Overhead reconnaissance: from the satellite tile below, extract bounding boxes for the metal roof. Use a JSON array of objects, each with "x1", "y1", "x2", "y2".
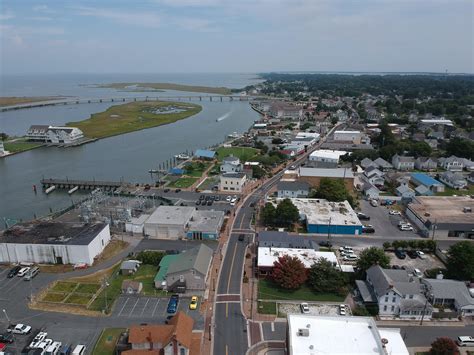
[{"x1": 166, "y1": 244, "x2": 213, "y2": 276}]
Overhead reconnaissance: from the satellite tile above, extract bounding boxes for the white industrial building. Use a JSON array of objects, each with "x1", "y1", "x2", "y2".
[
  {"x1": 0, "y1": 222, "x2": 111, "y2": 265},
  {"x1": 287, "y1": 315, "x2": 409, "y2": 355},
  {"x1": 308, "y1": 149, "x2": 348, "y2": 165},
  {"x1": 333, "y1": 130, "x2": 363, "y2": 144},
  {"x1": 26, "y1": 125, "x2": 84, "y2": 144},
  {"x1": 144, "y1": 206, "x2": 195, "y2": 239}
]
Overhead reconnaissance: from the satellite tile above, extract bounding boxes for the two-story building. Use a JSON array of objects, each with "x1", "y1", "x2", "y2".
[
  {"x1": 356, "y1": 265, "x2": 432, "y2": 320},
  {"x1": 414, "y1": 157, "x2": 438, "y2": 171},
  {"x1": 392, "y1": 154, "x2": 415, "y2": 171},
  {"x1": 439, "y1": 171, "x2": 467, "y2": 189},
  {"x1": 219, "y1": 172, "x2": 247, "y2": 193},
  {"x1": 220, "y1": 155, "x2": 242, "y2": 173},
  {"x1": 439, "y1": 156, "x2": 464, "y2": 172}
]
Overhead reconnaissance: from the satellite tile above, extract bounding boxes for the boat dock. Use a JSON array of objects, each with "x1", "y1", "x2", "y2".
[{"x1": 40, "y1": 178, "x2": 125, "y2": 191}]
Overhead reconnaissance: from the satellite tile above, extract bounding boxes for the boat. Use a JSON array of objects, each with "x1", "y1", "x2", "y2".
[
  {"x1": 148, "y1": 169, "x2": 158, "y2": 174},
  {"x1": 174, "y1": 153, "x2": 190, "y2": 160},
  {"x1": 227, "y1": 132, "x2": 241, "y2": 139}
]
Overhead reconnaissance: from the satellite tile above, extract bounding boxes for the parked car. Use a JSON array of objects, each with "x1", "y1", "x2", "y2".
[
  {"x1": 226, "y1": 196, "x2": 232, "y2": 202},
  {"x1": 357, "y1": 212, "x2": 370, "y2": 220},
  {"x1": 214, "y1": 196, "x2": 220, "y2": 201},
  {"x1": 339, "y1": 304, "x2": 347, "y2": 316},
  {"x1": 207, "y1": 200, "x2": 213, "y2": 206},
  {"x1": 24, "y1": 267, "x2": 40, "y2": 281},
  {"x1": 17, "y1": 267, "x2": 30, "y2": 277},
  {"x1": 167, "y1": 294, "x2": 179, "y2": 314},
  {"x1": 391, "y1": 265, "x2": 401, "y2": 270},
  {"x1": 59, "y1": 344, "x2": 72, "y2": 355},
  {"x1": 163, "y1": 188, "x2": 170, "y2": 193},
  {"x1": 339, "y1": 246, "x2": 353, "y2": 252},
  {"x1": 300, "y1": 303, "x2": 310, "y2": 314},
  {"x1": 399, "y1": 224, "x2": 413, "y2": 231},
  {"x1": 457, "y1": 336, "x2": 474, "y2": 347},
  {"x1": 189, "y1": 296, "x2": 198, "y2": 310},
  {"x1": 416, "y1": 251, "x2": 427, "y2": 259},
  {"x1": 7, "y1": 324, "x2": 31, "y2": 335},
  {"x1": 199, "y1": 195, "x2": 205, "y2": 200},
  {"x1": 343, "y1": 254, "x2": 358, "y2": 261},
  {"x1": 45, "y1": 341, "x2": 62, "y2": 355},
  {"x1": 318, "y1": 241, "x2": 332, "y2": 248},
  {"x1": 395, "y1": 249, "x2": 406, "y2": 259},
  {"x1": 7, "y1": 265, "x2": 21, "y2": 278},
  {"x1": 413, "y1": 268, "x2": 423, "y2": 277},
  {"x1": 389, "y1": 210, "x2": 401, "y2": 215},
  {"x1": 196, "y1": 200, "x2": 201, "y2": 205},
  {"x1": 0, "y1": 333, "x2": 14, "y2": 344},
  {"x1": 362, "y1": 225, "x2": 375, "y2": 234},
  {"x1": 30, "y1": 332, "x2": 48, "y2": 348},
  {"x1": 175, "y1": 189, "x2": 181, "y2": 193},
  {"x1": 370, "y1": 199, "x2": 378, "y2": 207},
  {"x1": 71, "y1": 345, "x2": 86, "y2": 355},
  {"x1": 406, "y1": 250, "x2": 418, "y2": 259},
  {"x1": 238, "y1": 234, "x2": 245, "y2": 242}
]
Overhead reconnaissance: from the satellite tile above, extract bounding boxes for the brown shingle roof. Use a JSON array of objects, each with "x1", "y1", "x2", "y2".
[
  {"x1": 128, "y1": 311, "x2": 194, "y2": 349},
  {"x1": 122, "y1": 350, "x2": 160, "y2": 355}
]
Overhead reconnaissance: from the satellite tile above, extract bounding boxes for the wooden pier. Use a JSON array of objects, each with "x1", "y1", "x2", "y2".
[{"x1": 40, "y1": 178, "x2": 125, "y2": 191}]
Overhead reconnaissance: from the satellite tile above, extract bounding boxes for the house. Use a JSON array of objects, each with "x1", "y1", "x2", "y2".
[
  {"x1": 364, "y1": 166, "x2": 385, "y2": 186},
  {"x1": 462, "y1": 158, "x2": 474, "y2": 172},
  {"x1": 220, "y1": 155, "x2": 242, "y2": 173},
  {"x1": 121, "y1": 280, "x2": 143, "y2": 295},
  {"x1": 356, "y1": 265, "x2": 432, "y2": 320},
  {"x1": 396, "y1": 184, "x2": 416, "y2": 201},
  {"x1": 276, "y1": 181, "x2": 310, "y2": 198},
  {"x1": 468, "y1": 171, "x2": 474, "y2": 184},
  {"x1": 257, "y1": 231, "x2": 316, "y2": 249},
  {"x1": 392, "y1": 154, "x2": 415, "y2": 171},
  {"x1": 194, "y1": 149, "x2": 215, "y2": 160},
  {"x1": 219, "y1": 172, "x2": 247, "y2": 193},
  {"x1": 439, "y1": 156, "x2": 464, "y2": 172},
  {"x1": 440, "y1": 171, "x2": 467, "y2": 189},
  {"x1": 360, "y1": 158, "x2": 376, "y2": 169},
  {"x1": 297, "y1": 167, "x2": 354, "y2": 192},
  {"x1": 287, "y1": 315, "x2": 409, "y2": 355},
  {"x1": 414, "y1": 157, "x2": 438, "y2": 171},
  {"x1": 0, "y1": 222, "x2": 110, "y2": 265},
  {"x1": 410, "y1": 173, "x2": 445, "y2": 193},
  {"x1": 424, "y1": 139, "x2": 438, "y2": 149},
  {"x1": 164, "y1": 244, "x2": 213, "y2": 292},
  {"x1": 26, "y1": 125, "x2": 84, "y2": 144},
  {"x1": 362, "y1": 182, "x2": 380, "y2": 200},
  {"x1": 422, "y1": 277, "x2": 474, "y2": 318},
  {"x1": 373, "y1": 157, "x2": 393, "y2": 171},
  {"x1": 124, "y1": 312, "x2": 194, "y2": 355},
  {"x1": 120, "y1": 260, "x2": 141, "y2": 275}
]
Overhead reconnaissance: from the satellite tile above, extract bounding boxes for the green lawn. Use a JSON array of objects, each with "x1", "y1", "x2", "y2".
[
  {"x1": 167, "y1": 177, "x2": 199, "y2": 188},
  {"x1": 93, "y1": 328, "x2": 126, "y2": 355},
  {"x1": 258, "y1": 301, "x2": 277, "y2": 315},
  {"x1": 436, "y1": 185, "x2": 474, "y2": 196},
  {"x1": 65, "y1": 293, "x2": 92, "y2": 305},
  {"x1": 4, "y1": 140, "x2": 43, "y2": 153},
  {"x1": 258, "y1": 279, "x2": 345, "y2": 302},
  {"x1": 216, "y1": 146, "x2": 260, "y2": 162},
  {"x1": 43, "y1": 292, "x2": 67, "y2": 303},
  {"x1": 67, "y1": 101, "x2": 202, "y2": 139},
  {"x1": 184, "y1": 161, "x2": 212, "y2": 177},
  {"x1": 76, "y1": 283, "x2": 101, "y2": 294},
  {"x1": 52, "y1": 281, "x2": 78, "y2": 293}
]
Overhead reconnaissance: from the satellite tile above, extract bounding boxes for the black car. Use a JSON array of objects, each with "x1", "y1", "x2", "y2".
[
  {"x1": 207, "y1": 200, "x2": 213, "y2": 206},
  {"x1": 175, "y1": 189, "x2": 181, "y2": 193},
  {"x1": 395, "y1": 249, "x2": 407, "y2": 259},
  {"x1": 238, "y1": 234, "x2": 245, "y2": 242},
  {"x1": 214, "y1": 196, "x2": 220, "y2": 201},
  {"x1": 195, "y1": 200, "x2": 201, "y2": 205},
  {"x1": 205, "y1": 195, "x2": 211, "y2": 201},
  {"x1": 0, "y1": 332, "x2": 14, "y2": 343},
  {"x1": 362, "y1": 226, "x2": 375, "y2": 234},
  {"x1": 164, "y1": 188, "x2": 170, "y2": 193},
  {"x1": 391, "y1": 265, "x2": 401, "y2": 270},
  {"x1": 318, "y1": 241, "x2": 333, "y2": 248},
  {"x1": 406, "y1": 250, "x2": 418, "y2": 259},
  {"x1": 7, "y1": 265, "x2": 21, "y2": 278},
  {"x1": 199, "y1": 195, "x2": 205, "y2": 200},
  {"x1": 357, "y1": 212, "x2": 370, "y2": 221}
]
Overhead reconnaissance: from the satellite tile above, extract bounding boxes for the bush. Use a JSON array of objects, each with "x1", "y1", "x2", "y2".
[
  {"x1": 383, "y1": 242, "x2": 391, "y2": 250},
  {"x1": 352, "y1": 306, "x2": 371, "y2": 316},
  {"x1": 135, "y1": 251, "x2": 165, "y2": 266}
]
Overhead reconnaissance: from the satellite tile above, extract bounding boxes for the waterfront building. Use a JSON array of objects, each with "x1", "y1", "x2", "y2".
[{"x1": 26, "y1": 125, "x2": 84, "y2": 144}]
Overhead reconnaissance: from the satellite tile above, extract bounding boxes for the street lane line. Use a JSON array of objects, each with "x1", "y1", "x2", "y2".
[
  {"x1": 226, "y1": 345, "x2": 228, "y2": 355},
  {"x1": 140, "y1": 298, "x2": 150, "y2": 316},
  {"x1": 118, "y1": 297, "x2": 130, "y2": 316},
  {"x1": 226, "y1": 303, "x2": 228, "y2": 318},
  {"x1": 226, "y1": 243, "x2": 238, "y2": 294},
  {"x1": 271, "y1": 322, "x2": 274, "y2": 332},
  {"x1": 151, "y1": 298, "x2": 160, "y2": 317},
  {"x1": 129, "y1": 297, "x2": 140, "y2": 316}
]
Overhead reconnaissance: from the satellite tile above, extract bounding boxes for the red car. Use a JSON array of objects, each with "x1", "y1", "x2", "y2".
[{"x1": 0, "y1": 343, "x2": 7, "y2": 351}]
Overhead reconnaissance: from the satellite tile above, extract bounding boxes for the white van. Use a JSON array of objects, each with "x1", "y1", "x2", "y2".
[
  {"x1": 24, "y1": 267, "x2": 40, "y2": 281},
  {"x1": 457, "y1": 336, "x2": 474, "y2": 346},
  {"x1": 72, "y1": 345, "x2": 86, "y2": 355},
  {"x1": 17, "y1": 267, "x2": 30, "y2": 277}
]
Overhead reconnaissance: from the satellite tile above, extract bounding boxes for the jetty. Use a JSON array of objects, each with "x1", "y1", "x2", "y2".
[{"x1": 40, "y1": 178, "x2": 125, "y2": 191}]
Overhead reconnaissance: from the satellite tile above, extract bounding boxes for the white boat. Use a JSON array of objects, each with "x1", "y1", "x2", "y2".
[
  {"x1": 174, "y1": 154, "x2": 190, "y2": 160},
  {"x1": 227, "y1": 132, "x2": 241, "y2": 138}
]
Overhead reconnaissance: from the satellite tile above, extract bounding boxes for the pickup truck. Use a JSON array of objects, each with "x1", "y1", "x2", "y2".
[{"x1": 6, "y1": 324, "x2": 32, "y2": 335}]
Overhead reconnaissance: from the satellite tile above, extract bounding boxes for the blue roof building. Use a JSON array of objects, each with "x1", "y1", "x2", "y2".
[
  {"x1": 169, "y1": 167, "x2": 184, "y2": 175},
  {"x1": 411, "y1": 173, "x2": 445, "y2": 193},
  {"x1": 194, "y1": 149, "x2": 216, "y2": 160}
]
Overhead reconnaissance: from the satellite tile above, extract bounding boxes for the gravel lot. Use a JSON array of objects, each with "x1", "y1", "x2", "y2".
[
  {"x1": 388, "y1": 252, "x2": 445, "y2": 273},
  {"x1": 278, "y1": 302, "x2": 350, "y2": 317}
]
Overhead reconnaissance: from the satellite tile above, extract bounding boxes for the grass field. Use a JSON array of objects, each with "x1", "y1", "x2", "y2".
[
  {"x1": 43, "y1": 292, "x2": 67, "y2": 303},
  {"x1": 258, "y1": 279, "x2": 345, "y2": 302},
  {"x1": 97, "y1": 83, "x2": 231, "y2": 95},
  {"x1": 93, "y1": 328, "x2": 126, "y2": 355},
  {"x1": 184, "y1": 161, "x2": 212, "y2": 177},
  {"x1": 4, "y1": 140, "x2": 43, "y2": 153},
  {"x1": 75, "y1": 283, "x2": 101, "y2": 294},
  {"x1": 167, "y1": 177, "x2": 199, "y2": 188},
  {"x1": 258, "y1": 301, "x2": 277, "y2": 315},
  {"x1": 52, "y1": 281, "x2": 78, "y2": 293},
  {"x1": 65, "y1": 293, "x2": 92, "y2": 305},
  {"x1": 67, "y1": 101, "x2": 201, "y2": 139},
  {"x1": 0, "y1": 96, "x2": 65, "y2": 107},
  {"x1": 216, "y1": 146, "x2": 260, "y2": 162}
]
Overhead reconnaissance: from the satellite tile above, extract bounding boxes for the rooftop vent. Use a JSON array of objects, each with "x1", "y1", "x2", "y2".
[{"x1": 298, "y1": 328, "x2": 310, "y2": 337}]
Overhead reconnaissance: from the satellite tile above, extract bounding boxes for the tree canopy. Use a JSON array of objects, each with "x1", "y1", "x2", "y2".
[
  {"x1": 429, "y1": 337, "x2": 459, "y2": 355},
  {"x1": 446, "y1": 241, "x2": 474, "y2": 280},
  {"x1": 446, "y1": 138, "x2": 474, "y2": 160},
  {"x1": 356, "y1": 247, "x2": 390, "y2": 272},
  {"x1": 312, "y1": 178, "x2": 354, "y2": 206},
  {"x1": 271, "y1": 255, "x2": 307, "y2": 290},
  {"x1": 308, "y1": 259, "x2": 348, "y2": 296}
]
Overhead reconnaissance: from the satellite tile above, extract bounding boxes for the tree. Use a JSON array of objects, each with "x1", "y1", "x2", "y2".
[
  {"x1": 261, "y1": 203, "x2": 276, "y2": 226},
  {"x1": 251, "y1": 165, "x2": 266, "y2": 179},
  {"x1": 275, "y1": 198, "x2": 300, "y2": 228},
  {"x1": 135, "y1": 251, "x2": 165, "y2": 266},
  {"x1": 0, "y1": 132, "x2": 8, "y2": 141},
  {"x1": 308, "y1": 259, "x2": 348, "y2": 296},
  {"x1": 446, "y1": 138, "x2": 474, "y2": 160},
  {"x1": 429, "y1": 337, "x2": 459, "y2": 355},
  {"x1": 331, "y1": 117, "x2": 338, "y2": 125},
  {"x1": 446, "y1": 241, "x2": 474, "y2": 280},
  {"x1": 271, "y1": 255, "x2": 307, "y2": 290},
  {"x1": 314, "y1": 178, "x2": 350, "y2": 202},
  {"x1": 271, "y1": 137, "x2": 284, "y2": 145},
  {"x1": 300, "y1": 122, "x2": 312, "y2": 131},
  {"x1": 356, "y1": 247, "x2": 390, "y2": 272}
]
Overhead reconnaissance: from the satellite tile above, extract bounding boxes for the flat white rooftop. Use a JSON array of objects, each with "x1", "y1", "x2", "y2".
[
  {"x1": 145, "y1": 206, "x2": 195, "y2": 226},
  {"x1": 258, "y1": 247, "x2": 337, "y2": 268},
  {"x1": 287, "y1": 315, "x2": 409, "y2": 355},
  {"x1": 309, "y1": 149, "x2": 348, "y2": 161},
  {"x1": 279, "y1": 198, "x2": 362, "y2": 227},
  {"x1": 299, "y1": 167, "x2": 354, "y2": 179},
  {"x1": 334, "y1": 130, "x2": 361, "y2": 134}
]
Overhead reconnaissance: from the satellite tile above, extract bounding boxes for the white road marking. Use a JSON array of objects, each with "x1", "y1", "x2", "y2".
[
  {"x1": 151, "y1": 298, "x2": 160, "y2": 317},
  {"x1": 140, "y1": 298, "x2": 150, "y2": 316},
  {"x1": 271, "y1": 322, "x2": 274, "y2": 332},
  {"x1": 117, "y1": 297, "x2": 130, "y2": 316},
  {"x1": 129, "y1": 298, "x2": 140, "y2": 316}
]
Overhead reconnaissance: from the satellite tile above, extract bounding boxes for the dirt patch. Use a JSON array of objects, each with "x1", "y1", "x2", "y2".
[
  {"x1": 38, "y1": 264, "x2": 74, "y2": 273},
  {"x1": 93, "y1": 239, "x2": 129, "y2": 265},
  {"x1": 278, "y1": 303, "x2": 346, "y2": 317}
]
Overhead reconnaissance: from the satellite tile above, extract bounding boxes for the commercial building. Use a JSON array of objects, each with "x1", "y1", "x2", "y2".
[
  {"x1": 0, "y1": 221, "x2": 110, "y2": 265},
  {"x1": 410, "y1": 173, "x2": 445, "y2": 193},
  {"x1": 125, "y1": 214, "x2": 150, "y2": 234},
  {"x1": 257, "y1": 247, "x2": 337, "y2": 276},
  {"x1": 144, "y1": 206, "x2": 224, "y2": 240},
  {"x1": 287, "y1": 315, "x2": 409, "y2": 355},
  {"x1": 280, "y1": 198, "x2": 362, "y2": 235},
  {"x1": 308, "y1": 149, "x2": 348, "y2": 168},
  {"x1": 276, "y1": 181, "x2": 310, "y2": 198},
  {"x1": 257, "y1": 231, "x2": 316, "y2": 249},
  {"x1": 26, "y1": 125, "x2": 84, "y2": 144},
  {"x1": 297, "y1": 167, "x2": 354, "y2": 191},
  {"x1": 219, "y1": 172, "x2": 247, "y2": 193},
  {"x1": 194, "y1": 149, "x2": 216, "y2": 160},
  {"x1": 406, "y1": 196, "x2": 474, "y2": 239},
  {"x1": 333, "y1": 130, "x2": 363, "y2": 144}
]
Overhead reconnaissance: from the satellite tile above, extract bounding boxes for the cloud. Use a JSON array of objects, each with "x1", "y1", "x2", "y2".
[
  {"x1": 32, "y1": 5, "x2": 56, "y2": 13},
  {"x1": 73, "y1": 6, "x2": 162, "y2": 28},
  {"x1": 0, "y1": 11, "x2": 14, "y2": 21},
  {"x1": 28, "y1": 16, "x2": 53, "y2": 22}
]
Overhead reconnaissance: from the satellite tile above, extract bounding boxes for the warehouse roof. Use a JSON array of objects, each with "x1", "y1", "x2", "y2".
[
  {"x1": 257, "y1": 231, "x2": 315, "y2": 249},
  {"x1": 146, "y1": 206, "x2": 195, "y2": 226},
  {"x1": 411, "y1": 173, "x2": 443, "y2": 187},
  {"x1": 258, "y1": 247, "x2": 337, "y2": 268},
  {"x1": 187, "y1": 210, "x2": 224, "y2": 233},
  {"x1": 407, "y1": 196, "x2": 474, "y2": 226},
  {"x1": 299, "y1": 167, "x2": 354, "y2": 179},
  {"x1": 309, "y1": 149, "x2": 348, "y2": 161},
  {"x1": 0, "y1": 221, "x2": 108, "y2": 245}
]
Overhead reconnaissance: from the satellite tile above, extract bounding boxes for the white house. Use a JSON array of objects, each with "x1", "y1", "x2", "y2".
[
  {"x1": 0, "y1": 222, "x2": 111, "y2": 265},
  {"x1": 392, "y1": 154, "x2": 415, "y2": 171},
  {"x1": 26, "y1": 125, "x2": 84, "y2": 144},
  {"x1": 356, "y1": 265, "x2": 432, "y2": 320},
  {"x1": 277, "y1": 181, "x2": 311, "y2": 198},
  {"x1": 439, "y1": 171, "x2": 467, "y2": 189},
  {"x1": 220, "y1": 155, "x2": 242, "y2": 173},
  {"x1": 439, "y1": 156, "x2": 464, "y2": 172},
  {"x1": 219, "y1": 172, "x2": 247, "y2": 193}
]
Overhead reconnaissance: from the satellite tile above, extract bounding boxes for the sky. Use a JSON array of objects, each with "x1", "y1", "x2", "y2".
[{"x1": 1, "y1": 0, "x2": 473, "y2": 74}]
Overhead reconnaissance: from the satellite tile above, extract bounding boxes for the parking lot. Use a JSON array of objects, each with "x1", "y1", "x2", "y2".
[
  {"x1": 113, "y1": 295, "x2": 204, "y2": 328},
  {"x1": 388, "y1": 251, "x2": 445, "y2": 274},
  {"x1": 359, "y1": 200, "x2": 419, "y2": 238},
  {"x1": 277, "y1": 303, "x2": 351, "y2": 317}
]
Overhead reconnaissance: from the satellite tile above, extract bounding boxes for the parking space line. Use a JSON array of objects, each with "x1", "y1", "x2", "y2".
[
  {"x1": 140, "y1": 298, "x2": 150, "y2": 316},
  {"x1": 117, "y1": 297, "x2": 130, "y2": 316},
  {"x1": 151, "y1": 299, "x2": 160, "y2": 317},
  {"x1": 129, "y1": 298, "x2": 140, "y2": 317},
  {"x1": 271, "y1": 322, "x2": 274, "y2": 332}
]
